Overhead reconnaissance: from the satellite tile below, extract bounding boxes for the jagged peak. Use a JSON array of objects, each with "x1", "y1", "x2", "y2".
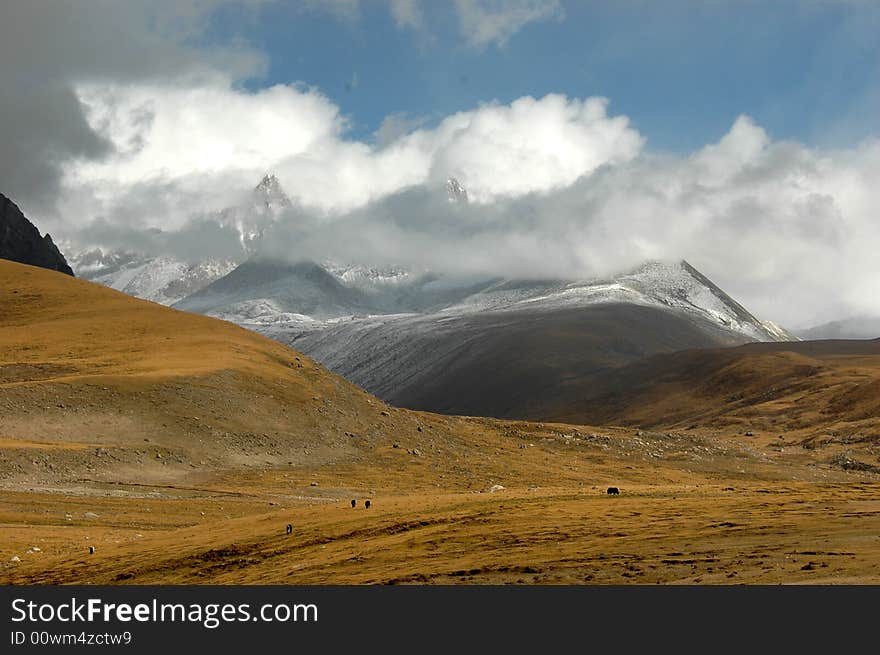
[
  {"x1": 446, "y1": 177, "x2": 469, "y2": 204},
  {"x1": 253, "y1": 173, "x2": 292, "y2": 208}
]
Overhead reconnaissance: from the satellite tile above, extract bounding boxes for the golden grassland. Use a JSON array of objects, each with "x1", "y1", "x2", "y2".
[{"x1": 1, "y1": 260, "x2": 878, "y2": 584}]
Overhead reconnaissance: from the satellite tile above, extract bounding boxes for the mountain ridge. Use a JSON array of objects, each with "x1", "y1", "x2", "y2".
[{"x1": 1, "y1": 192, "x2": 73, "y2": 276}]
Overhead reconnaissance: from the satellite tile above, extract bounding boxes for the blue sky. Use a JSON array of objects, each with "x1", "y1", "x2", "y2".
[
  {"x1": 207, "y1": 0, "x2": 880, "y2": 152},
  {"x1": 4, "y1": 1, "x2": 878, "y2": 326}
]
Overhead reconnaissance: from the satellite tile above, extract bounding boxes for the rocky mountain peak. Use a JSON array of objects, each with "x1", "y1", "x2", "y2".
[
  {"x1": 253, "y1": 174, "x2": 292, "y2": 210},
  {"x1": 0, "y1": 192, "x2": 74, "y2": 276},
  {"x1": 446, "y1": 177, "x2": 469, "y2": 204}
]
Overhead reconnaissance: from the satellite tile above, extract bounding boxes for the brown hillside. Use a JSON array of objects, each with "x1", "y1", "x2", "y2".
[
  {"x1": 0, "y1": 258, "x2": 455, "y2": 487},
  {"x1": 2, "y1": 260, "x2": 879, "y2": 585},
  {"x1": 548, "y1": 339, "x2": 880, "y2": 438}
]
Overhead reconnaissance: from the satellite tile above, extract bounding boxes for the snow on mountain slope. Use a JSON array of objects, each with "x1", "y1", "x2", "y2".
[
  {"x1": 539, "y1": 260, "x2": 797, "y2": 342},
  {"x1": 172, "y1": 258, "x2": 375, "y2": 320},
  {"x1": 71, "y1": 251, "x2": 238, "y2": 306},
  {"x1": 280, "y1": 298, "x2": 770, "y2": 419},
  {"x1": 446, "y1": 177, "x2": 469, "y2": 203},
  {"x1": 206, "y1": 298, "x2": 322, "y2": 328},
  {"x1": 309, "y1": 260, "x2": 793, "y2": 342},
  {"x1": 64, "y1": 175, "x2": 293, "y2": 305},
  {"x1": 199, "y1": 258, "x2": 792, "y2": 344},
  {"x1": 322, "y1": 261, "x2": 415, "y2": 291},
  {"x1": 214, "y1": 174, "x2": 292, "y2": 253}
]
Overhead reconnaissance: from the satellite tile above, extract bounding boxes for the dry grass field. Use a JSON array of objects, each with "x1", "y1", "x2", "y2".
[{"x1": 2, "y1": 260, "x2": 879, "y2": 584}]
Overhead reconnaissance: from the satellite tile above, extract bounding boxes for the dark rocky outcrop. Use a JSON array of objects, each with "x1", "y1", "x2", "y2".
[{"x1": 1, "y1": 193, "x2": 73, "y2": 276}]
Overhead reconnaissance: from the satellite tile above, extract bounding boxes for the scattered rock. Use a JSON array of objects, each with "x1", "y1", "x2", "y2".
[
  {"x1": 83, "y1": 511, "x2": 99, "y2": 519},
  {"x1": 380, "y1": 410, "x2": 390, "y2": 417},
  {"x1": 10, "y1": 556, "x2": 20, "y2": 563},
  {"x1": 488, "y1": 484, "x2": 505, "y2": 493},
  {"x1": 745, "y1": 431, "x2": 754, "y2": 437},
  {"x1": 830, "y1": 452, "x2": 880, "y2": 473},
  {"x1": 310, "y1": 481, "x2": 318, "y2": 487},
  {"x1": 392, "y1": 442, "x2": 400, "y2": 449}
]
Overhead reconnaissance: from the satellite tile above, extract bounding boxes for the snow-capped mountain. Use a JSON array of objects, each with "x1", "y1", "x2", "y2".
[
  {"x1": 262, "y1": 259, "x2": 794, "y2": 419},
  {"x1": 61, "y1": 169, "x2": 798, "y2": 419},
  {"x1": 253, "y1": 173, "x2": 292, "y2": 212},
  {"x1": 446, "y1": 177, "x2": 469, "y2": 203},
  {"x1": 65, "y1": 175, "x2": 294, "y2": 305},
  {"x1": 486, "y1": 260, "x2": 793, "y2": 342},
  {"x1": 180, "y1": 257, "x2": 792, "y2": 341},
  {"x1": 173, "y1": 258, "x2": 373, "y2": 320},
  {"x1": 214, "y1": 173, "x2": 291, "y2": 253},
  {"x1": 322, "y1": 261, "x2": 415, "y2": 292},
  {"x1": 170, "y1": 256, "x2": 794, "y2": 418},
  {"x1": 69, "y1": 249, "x2": 238, "y2": 306}
]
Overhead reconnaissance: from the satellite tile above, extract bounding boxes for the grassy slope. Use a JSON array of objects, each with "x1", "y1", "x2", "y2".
[
  {"x1": 546, "y1": 340, "x2": 880, "y2": 438},
  {"x1": 1, "y1": 259, "x2": 879, "y2": 584}
]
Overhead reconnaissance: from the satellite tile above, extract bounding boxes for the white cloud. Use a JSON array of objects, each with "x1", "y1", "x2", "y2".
[
  {"x1": 373, "y1": 112, "x2": 430, "y2": 147},
  {"x1": 63, "y1": 85, "x2": 641, "y2": 219},
  {"x1": 418, "y1": 95, "x2": 643, "y2": 200},
  {"x1": 0, "y1": 0, "x2": 266, "y2": 214},
  {"x1": 389, "y1": 0, "x2": 423, "y2": 30},
  {"x1": 454, "y1": 0, "x2": 564, "y2": 48},
  {"x1": 48, "y1": 81, "x2": 880, "y2": 330},
  {"x1": 253, "y1": 114, "x2": 880, "y2": 329}
]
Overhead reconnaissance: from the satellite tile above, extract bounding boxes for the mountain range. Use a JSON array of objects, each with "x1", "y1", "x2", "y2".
[
  {"x1": 63, "y1": 174, "x2": 292, "y2": 305},
  {"x1": 27, "y1": 175, "x2": 816, "y2": 420},
  {"x1": 3, "y1": 256, "x2": 879, "y2": 586},
  {"x1": 796, "y1": 316, "x2": 880, "y2": 340},
  {"x1": 3, "y1": 191, "x2": 880, "y2": 586}
]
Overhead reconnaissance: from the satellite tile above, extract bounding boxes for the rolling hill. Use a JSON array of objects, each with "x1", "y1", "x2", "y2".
[
  {"x1": 546, "y1": 338, "x2": 880, "y2": 437},
  {"x1": 2, "y1": 259, "x2": 879, "y2": 586}
]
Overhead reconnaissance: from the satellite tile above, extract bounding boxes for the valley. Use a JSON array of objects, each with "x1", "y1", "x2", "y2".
[{"x1": 2, "y1": 260, "x2": 879, "y2": 585}]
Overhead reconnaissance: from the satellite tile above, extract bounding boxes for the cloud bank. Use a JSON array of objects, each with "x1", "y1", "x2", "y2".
[
  {"x1": 0, "y1": 0, "x2": 265, "y2": 215},
  {"x1": 62, "y1": 84, "x2": 643, "y2": 222},
  {"x1": 56, "y1": 77, "x2": 880, "y2": 328},
  {"x1": 251, "y1": 115, "x2": 880, "y2": 329},
  {"x1": 1, "y1": 2, "x2": 878, "y2": 330}
]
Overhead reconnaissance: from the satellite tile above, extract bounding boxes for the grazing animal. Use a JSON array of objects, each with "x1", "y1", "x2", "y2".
[
  {"x1": 365, "y1": 500, "x2": 371, "y2": 509},
  {"x1": 286, "y1": 524, "x2": 292, "y2": 535},
  {"x1": 351, "y1": 499, "x2": 357, "y2": 508},
  {"x1": 607, "y1": 487, "x2": 620, "y2": 495},
  {"x1": 89, "y1": 546, "x2": 95, "y2": 555}
]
